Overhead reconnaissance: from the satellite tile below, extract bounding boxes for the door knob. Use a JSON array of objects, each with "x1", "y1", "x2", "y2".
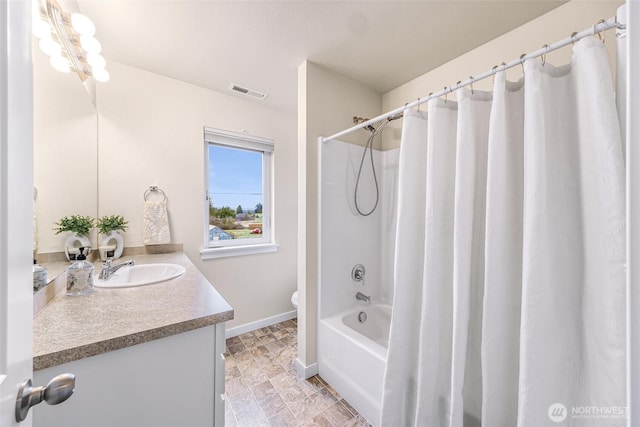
[{"x1": 15, "y1": 373, "x2": 75, "y2": 422}]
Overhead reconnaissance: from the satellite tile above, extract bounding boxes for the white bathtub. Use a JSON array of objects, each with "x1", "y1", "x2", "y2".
[{"x1": 318, "y1": 304, "x2": 391, "y2": 426}]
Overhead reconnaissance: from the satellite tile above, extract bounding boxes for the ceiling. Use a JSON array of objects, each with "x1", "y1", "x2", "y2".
[{"x1": 77, "y1": 1, "x2": 567, "y2": 113}]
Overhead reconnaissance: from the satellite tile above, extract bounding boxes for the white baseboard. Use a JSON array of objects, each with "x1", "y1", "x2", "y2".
[
  {"x1": 225, "y1": 310, "x2": 297, "y2": 339},
  {"x1": 295, "y1": 358, "x2": 319, "y2": 379}
]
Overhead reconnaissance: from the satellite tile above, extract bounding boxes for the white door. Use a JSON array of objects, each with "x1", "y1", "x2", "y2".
[{"x1": 0, "y1": 0, "x2": 35, "y2": 425}]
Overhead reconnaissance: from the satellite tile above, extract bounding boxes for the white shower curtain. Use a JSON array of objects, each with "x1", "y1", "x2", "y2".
[{"x1": 381, "y1": 37, "x2": 626, "y2": 427}]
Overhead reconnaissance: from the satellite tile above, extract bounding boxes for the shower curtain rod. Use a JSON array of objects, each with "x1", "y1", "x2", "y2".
[{"x1": 321, "y1": 16, "x2": 626, "y2": 143}]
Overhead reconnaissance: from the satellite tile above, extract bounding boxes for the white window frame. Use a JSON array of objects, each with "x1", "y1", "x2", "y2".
[{"x1": 201, "y1": 127, "x2": 277, "y2": 259}]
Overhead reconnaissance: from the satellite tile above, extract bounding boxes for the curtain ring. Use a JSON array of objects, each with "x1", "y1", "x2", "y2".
[
  {"x1": 571, "y1": 31, "x2": 578, "y2": 45},
  {"x1": 595, "y1": 19, "x2": 605, "y2": 42},
  {"x1": 519, "y1": 53, "x2": 526, "y2": 74},
  {"x1": 469, "y1": 76, "x2": 474, "y2": 94},
  {"x1": 444, "y1": 87, "x2": 448, "y2": 103},
  {"x1": 492, "y1": 65, "x2": 498, "y2": 83},
  {"x1": 614, "y1": 15, "x2": 627, "y2": 37},
  {"x1": 417, "y1": 98, "x2": 421, "y2": 112},
  {"x1": 541, "y1": 44, "x2": 548, "y2": 66}
]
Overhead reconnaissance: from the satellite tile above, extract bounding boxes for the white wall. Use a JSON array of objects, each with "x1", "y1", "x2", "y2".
[
  {"x1": 97, "y1": 61, "x2": 297, "y2": 328},
  {"x1": 382, "y1": 0, "x2": 624, "y2": 150},
  {"x1": 298, "y1": 61, "x2": 382, "y2": 371}
]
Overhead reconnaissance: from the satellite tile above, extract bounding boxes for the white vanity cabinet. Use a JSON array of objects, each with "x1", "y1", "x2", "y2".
[
  {"x1": 32, "y1": 253, "x2": 232, "y2": 427},
  {"x1": 34, "y1": 323, "x2": 226, "y2": 427}
]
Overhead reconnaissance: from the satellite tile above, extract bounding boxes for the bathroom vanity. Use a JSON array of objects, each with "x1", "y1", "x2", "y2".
[{"x1": 32, "y1": 252, "x2": 233, "y2": 427}]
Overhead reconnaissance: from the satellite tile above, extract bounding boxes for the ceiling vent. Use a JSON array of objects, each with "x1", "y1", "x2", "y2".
[{"x1": 228, "y1": 84, "x2": 268, "y2": 100}]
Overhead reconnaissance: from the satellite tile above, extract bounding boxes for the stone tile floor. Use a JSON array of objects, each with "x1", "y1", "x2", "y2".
[{"x1": 224, "y1": 318, "x2": 373, "y2": 427}]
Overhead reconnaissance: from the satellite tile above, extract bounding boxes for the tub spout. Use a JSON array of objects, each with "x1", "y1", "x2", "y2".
[{"x1": 355, "y1": 292, "x2": 371, "y2": 304}]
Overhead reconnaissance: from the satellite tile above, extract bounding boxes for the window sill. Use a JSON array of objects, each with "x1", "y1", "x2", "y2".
[{"x1": 200, "y1": 243, "x2": 279, "y2": 260}]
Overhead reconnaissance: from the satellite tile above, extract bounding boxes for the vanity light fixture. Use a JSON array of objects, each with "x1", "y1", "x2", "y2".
[{"x1": 32, "y1": 0, "x2": 110, "y2": 82}]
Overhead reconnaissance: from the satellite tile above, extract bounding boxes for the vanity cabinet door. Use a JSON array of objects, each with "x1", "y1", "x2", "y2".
[{"x1": 33, "y1": 325, "x2": 222, "y2": 427}]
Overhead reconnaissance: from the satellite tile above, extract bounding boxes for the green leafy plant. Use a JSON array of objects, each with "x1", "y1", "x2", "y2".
[
  {"x1": 53, "y1": 215, "x2": 95, "y2": 235},
  {"x1": 96, "y1": 215, "x2": 128, "y2": 235}
]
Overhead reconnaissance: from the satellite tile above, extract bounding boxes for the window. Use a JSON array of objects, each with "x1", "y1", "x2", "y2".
[{"x1": 202, "y1": 128, "x2": 275, "y2": 257}]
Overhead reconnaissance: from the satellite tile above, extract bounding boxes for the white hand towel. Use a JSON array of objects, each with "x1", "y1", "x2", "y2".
[{"x1": 143, "y1": 200, "x2": 171, "y2": 245}]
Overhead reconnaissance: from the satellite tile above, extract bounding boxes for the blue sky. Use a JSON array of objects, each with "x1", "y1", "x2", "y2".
[{"x1": 208, "y1": 145, "x2": 262, "y2": 211}]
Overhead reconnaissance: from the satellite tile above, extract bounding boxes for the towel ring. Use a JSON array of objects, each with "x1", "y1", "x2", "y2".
[{"x1": 144, "y1": 186, "x2": 167, "y2": 202}]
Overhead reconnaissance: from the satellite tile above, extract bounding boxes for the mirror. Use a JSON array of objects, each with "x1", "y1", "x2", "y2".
[{"x1": 33, "y1": 41, "x2": 98, "y2": 263}]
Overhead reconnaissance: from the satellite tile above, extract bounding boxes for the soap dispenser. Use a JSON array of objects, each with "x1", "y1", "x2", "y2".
[
  {"x1": 67, "y1": 247, "x2": 94, "y2": 296},
  {"x1": 33, "y1": 259, "x2": 47, "y2": 291}
]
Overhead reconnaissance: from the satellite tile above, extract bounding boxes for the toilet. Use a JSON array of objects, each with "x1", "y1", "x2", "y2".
[{"x1": 291, "y1": 291, "x2": 298, "y2": 309}]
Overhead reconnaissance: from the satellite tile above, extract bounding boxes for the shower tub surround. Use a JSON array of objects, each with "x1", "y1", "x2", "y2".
[
  {"x1": 318, "y1": 139, "x2": 399, "y2": 426},
  {"x1": 32, "y1": 252, "x2": 233, "y2": 427}
]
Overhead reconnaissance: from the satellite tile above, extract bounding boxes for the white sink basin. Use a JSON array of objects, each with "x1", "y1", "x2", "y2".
[{"x1": 95, "y1": 263, "x2": 186, "y2": 288}]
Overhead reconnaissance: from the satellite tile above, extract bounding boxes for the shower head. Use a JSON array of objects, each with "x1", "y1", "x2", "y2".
[
  {"x1": 387, "y1": 112, "x2": 404, "y2": 121},
  {"x1": 353, "y1": 116, "x2": 376, "y2": 132},
  {"x1": 353, "y1": 113, "x2": 403, "y2": 133}
]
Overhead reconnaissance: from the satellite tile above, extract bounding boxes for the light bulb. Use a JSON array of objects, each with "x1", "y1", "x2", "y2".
[
  {"x1": 39, "y1": 38, "x2": 61, "y2": 57},
  {"x1": 86, "y1": 53, "x2": 106, "y2": 69},
  {"x1": 80, "y1": 35, "x2": 102, "y2": 54},
  {"x1": 92, "y1": 68, "x2": 110, "y2": 82},
  {"x1": 50, "y1": 55, "x2": 71, "y2": 73},
  {"x1": 32, "y1": 19, "x2": 51, "y2": 40},
  {"x1": 71, "y1": 13, "x2": 96, "y2": 36}
]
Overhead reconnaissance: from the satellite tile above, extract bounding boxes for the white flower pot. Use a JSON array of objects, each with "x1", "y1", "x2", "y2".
[
  {"x1": 64, "y1": 233, "x2": 91, "y2": 261},
  {"x1": 99, "y1": 230, "x2": 124, "y2": 260}
]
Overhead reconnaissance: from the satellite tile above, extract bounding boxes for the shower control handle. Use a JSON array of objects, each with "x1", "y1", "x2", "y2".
[{"x1": 352, "y1": 264, "x2": 365, "y2": 282}]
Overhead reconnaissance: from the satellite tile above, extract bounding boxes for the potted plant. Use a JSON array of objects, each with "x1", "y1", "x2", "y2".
[
  {"x1": 96, "y1": 215, "x2": 128, "y2": 260},
  {"x1": 96, "y1": 215, "x2": 128, "y2": 235},
  {"x1": 54, "y1": 215, "x2": 94, "y2": 261}
]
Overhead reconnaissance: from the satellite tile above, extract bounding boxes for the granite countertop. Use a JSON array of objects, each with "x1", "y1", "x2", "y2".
[{"x1": 33, "y1": 252, "x2": 233, "y2": 371}]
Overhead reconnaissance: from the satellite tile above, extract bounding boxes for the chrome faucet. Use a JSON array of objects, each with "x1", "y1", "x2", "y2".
[
  {"x1": 355, "y1": 292, "x2": 371, "y2": 304},
  {"x1": 98, "y1": 259, "x2": 135, "y2": 280}
]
